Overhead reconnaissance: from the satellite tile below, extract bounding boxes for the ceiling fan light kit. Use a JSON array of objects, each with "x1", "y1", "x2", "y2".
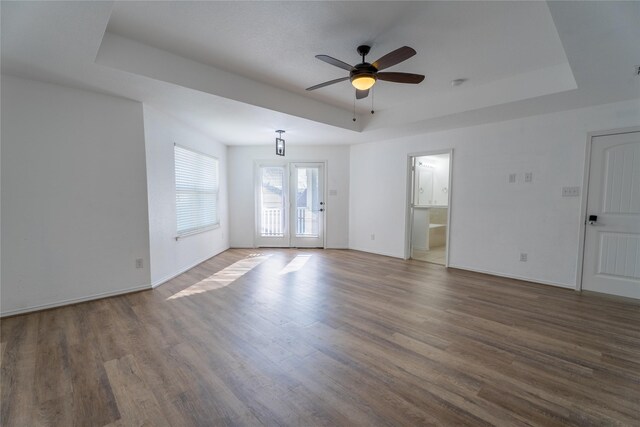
[
  {"x1": 351, "y1": 75, "x2": 376, "y2": 90},
  {"x1": 350, "y1": 45, "x2": 377, "y2": 90},
  {"x1": 306, "y1": 44, "x2": 425, "y2": 100}
]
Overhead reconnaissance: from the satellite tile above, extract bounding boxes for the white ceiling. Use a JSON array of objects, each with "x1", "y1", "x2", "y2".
[
  {"x1": 105, "y1": 1, "x2": 569, "y2": 110},
  {"x1": 2, "y1": 1, "x2": 639, "y2": 146}
]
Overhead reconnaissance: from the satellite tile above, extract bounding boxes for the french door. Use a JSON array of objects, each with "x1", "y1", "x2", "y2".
[{"x1": 255, "y1": 162, "x2": 325, "y2": 248}]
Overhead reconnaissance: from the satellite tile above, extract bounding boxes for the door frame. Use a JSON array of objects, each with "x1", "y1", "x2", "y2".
[
  {"x1": 576, "y1": 126, "x2": 640, "y2": 292},
  {"x1": 253, "y1": 159, "x2": 328, "y2": 249},
  {"x1": 404, "y1": 149, "x2": 454, "y2": 266}
]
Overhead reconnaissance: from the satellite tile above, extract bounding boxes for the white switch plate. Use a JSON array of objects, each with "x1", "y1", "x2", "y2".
[
  {"x1": 135, "y1": 258, "x2": 143, "y2": 269},
  {"x1": 525, "y1": 172, "x2": 533, "y2": 183},
  {"x1": 562, "y1": 186, "x2": 580, "y2": 197},
  {"x1": 520, "y1": 253, "x2": 528, "y2": 262},
  {"x1": 508, "y1": 173, "x2": 516, "y2": 183},
  {"x1": 329, "y1": 189, "x2": 338, "y2": 196}
]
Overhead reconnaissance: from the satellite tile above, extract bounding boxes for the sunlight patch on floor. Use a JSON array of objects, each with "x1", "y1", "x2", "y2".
[
  {"x1": 278, "y1": 254, "x2": 312, "y2": 275},
  {"x1": 167, "y1": 254, "x2": 271, "y2": 300}
]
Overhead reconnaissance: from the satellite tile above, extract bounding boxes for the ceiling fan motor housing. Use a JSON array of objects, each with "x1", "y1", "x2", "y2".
[{"x1": 350, "y1": 63, "x2": 378, "y2": 84}]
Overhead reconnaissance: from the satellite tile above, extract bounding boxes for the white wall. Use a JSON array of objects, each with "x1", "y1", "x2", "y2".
[
  {"x1": 228, "y1": 145, "x2": 350, "y2": 248},
  {"x1": 1, "y1": 75, "x2": 151, "y2": 316},
  {"x1": 143, "y1": 106, "x2": 229, "y2": 287},
  {"x1": 350, "y1": 99, "x2": 640, "y2": 288}
]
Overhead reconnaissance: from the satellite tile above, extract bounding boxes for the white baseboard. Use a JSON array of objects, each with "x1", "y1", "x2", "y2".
[
  {"x1": 347, "y1": 246, "x2": 574, "y2": 290},
  {"x1": 0, "y1": 283, "x2": 152, "y2": 318},
  {"x1": 2, "y1": 247, "x2": 232, "y2": 317},
  {"x1": 348, "y1": 246, "x2": 404, "y2": 259},
  {"x1": 151, "y1": 247, "x2": 229, "y2": 288},
  {"x1": 447, "y1": 263, "x2": 575, "y2": 290},
  {"x1": 229, "y1": 246, "x2": 350, "y2": 250},
  {"x1": 1, "y1": 248, "x2": 573, "y2": 317}
]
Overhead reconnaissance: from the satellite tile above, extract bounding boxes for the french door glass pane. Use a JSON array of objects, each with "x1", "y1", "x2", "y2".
[
  {"x1": 260, "y1": 167, "x2": 285, "y2": 237},
  {"x1": 295, "y1": 167, "x2": 320, "y2": 237}
]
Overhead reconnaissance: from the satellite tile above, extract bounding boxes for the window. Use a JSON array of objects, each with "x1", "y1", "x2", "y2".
[{"x1": 174, "y1": 144, "x2": 219, "y2": 236}]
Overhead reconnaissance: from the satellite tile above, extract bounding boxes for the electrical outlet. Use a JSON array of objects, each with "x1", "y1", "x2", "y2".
[
  {"x1": 135, "y1": 258, "x2": 143, "y2": 269},
  {"x1": 525, "y1": 172, "x2": 533, "y2": 183},
  {"x1": 508, "y1": 173, "x2": 516, "y2": 184},
  {"x1": 562, "y1": 186, "x2": 580, "y2": 197},
  {"x1": 520, "y1": 253, "x2": 528, "y2": 262},
  {"x1": 370, "y1": 234, "x2": 375, "y2": 241}
]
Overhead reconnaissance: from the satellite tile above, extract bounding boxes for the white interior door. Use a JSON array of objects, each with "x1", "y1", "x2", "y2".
[
  {"x1": 582, "y1": 131, "x2": 640, "y2": 299},
  {"x1": 290, "y1": 163, "x2": 325, "y2": 248}
]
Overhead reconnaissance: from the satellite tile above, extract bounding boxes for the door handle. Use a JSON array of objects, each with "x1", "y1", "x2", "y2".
[{"x1": 588, "y1": 214, "x2": 598, "y2": 225}]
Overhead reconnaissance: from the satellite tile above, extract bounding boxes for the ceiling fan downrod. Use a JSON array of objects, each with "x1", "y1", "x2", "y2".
[{"x1": 357, "y1": 45, "x2": 371, "y2": 63}]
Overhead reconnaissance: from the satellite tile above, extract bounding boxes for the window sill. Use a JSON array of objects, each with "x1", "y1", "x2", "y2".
[{"x1": 175, "y1": 223, "x2": 220, "y2": 241}]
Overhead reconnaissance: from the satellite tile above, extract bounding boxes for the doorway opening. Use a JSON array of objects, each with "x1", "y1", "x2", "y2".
[
  {"x1": 255, "y1": 162, "x2": 325, "y2": 248},
  {"x1": 407, "y1": 151, "x2": 452, "y2": 266}
]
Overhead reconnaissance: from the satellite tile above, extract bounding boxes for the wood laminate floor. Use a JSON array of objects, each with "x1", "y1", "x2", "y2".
[{"x1": 1, "y1": 249, "x2": 639, "y2": 426}]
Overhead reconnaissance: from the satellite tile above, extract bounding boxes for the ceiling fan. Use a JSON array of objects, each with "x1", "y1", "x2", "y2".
[{"x1": 306, "y1": 45, "x2": 425, "y2": 99}]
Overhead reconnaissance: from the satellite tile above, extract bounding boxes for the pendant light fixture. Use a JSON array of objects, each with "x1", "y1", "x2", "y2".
[{"x1": 275, "y1": 130, "x2": 285, "y2": 156}]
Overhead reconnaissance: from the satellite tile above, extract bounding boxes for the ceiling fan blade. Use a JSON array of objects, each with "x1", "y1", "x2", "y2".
[
  {"x1": 315, "y1": 55, "x2": 354, "y2": 71},
  {"x1": 356, "y1": 89, "x2": 369, "y2": 99},
  {"x1": 377, "y1": 72, "x2": 425, "y2": 84},
  {"x1": 306, "y1": 76, "x2": 349, "y2": 91},
  {"x1": 372, "y1": 46, "x2": 416, "y2": 71}
]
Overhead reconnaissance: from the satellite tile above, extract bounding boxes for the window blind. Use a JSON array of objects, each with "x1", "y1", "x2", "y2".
[{"x1": 174, "y1": 144, "x2": 219, "y2": 236}]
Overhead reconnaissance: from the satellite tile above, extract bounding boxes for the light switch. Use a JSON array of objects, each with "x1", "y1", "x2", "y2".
[{"x1": 562, "y1": 186, "x2": 580, "y2": 197}]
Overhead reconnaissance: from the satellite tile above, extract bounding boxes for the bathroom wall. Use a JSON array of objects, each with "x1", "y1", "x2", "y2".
[
  {"x1": 429, "y1": 207, "x2": 448, "y2": 225},
  {"x1": 411, "y1": 209, "x2": 429, "y2": 250}
]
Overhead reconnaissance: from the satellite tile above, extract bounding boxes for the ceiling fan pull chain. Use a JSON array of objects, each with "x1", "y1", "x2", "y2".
[
  {"x1": 371, "y1": 87, "x2": 375, "y2": 115},
  {"x1": 353, "y1": 94, "x2": 356, "y2": 122}
]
